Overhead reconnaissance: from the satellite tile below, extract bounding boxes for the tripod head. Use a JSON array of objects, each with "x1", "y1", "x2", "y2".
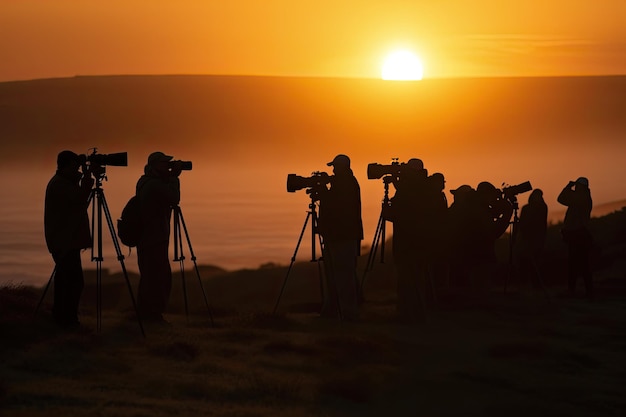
[
  {"x1": 379, "y1": 175, "x2": 393, "y2": 204},
  {"x1": 304, "y1": 192, "x2": 321, "y2": 239},
  {"x1": 88, "y1": 164, "x2": 108, "y2": 187}
]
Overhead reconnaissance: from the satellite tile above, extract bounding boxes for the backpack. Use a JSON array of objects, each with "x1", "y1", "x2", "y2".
[{"x1": 117, "y1": 195, "x2": 141, "y2": 247}]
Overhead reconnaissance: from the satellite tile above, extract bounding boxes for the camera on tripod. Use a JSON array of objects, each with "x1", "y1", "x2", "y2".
[
  {"x1": 500, "y1": 181, "x2": 533, "y2": 202},
  {"x1": 286, "y1": 172, "x2": 331, "y2": 200},
  {"x1": 79, "y1": 149, "x2": 128, "y2": 179},
  {"x1": 79, "y1": 150, "x2": 128, "y2": 167},
  {"x1": 366, "y1": 160, "x2": 407, "y2": 180}
]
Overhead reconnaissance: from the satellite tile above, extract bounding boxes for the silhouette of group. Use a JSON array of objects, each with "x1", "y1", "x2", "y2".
[
  {"x1": 44, "y1": 150, "x2": 183, "y2": 327},
  {"x1": 44, "y1": 150, "x2": 594, "y2": 328}
]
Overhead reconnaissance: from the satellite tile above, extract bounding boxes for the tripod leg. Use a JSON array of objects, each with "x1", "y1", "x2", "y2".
[
  {"x1": 273, "y1": 211, "x2": 311, "y2": 315},
  {"x1": 34, "y1": 266, "x2": 56, "y2": 317},
  {"x1": 94, "y1": 190, "x2": 104, "y2": 333},
  {"x1": 98, "y1": 188, "x2": 145, "y2": 337},
  {"x1": 176, "y1": 207, "x2": 214, "y2": 326},
  {"x1": 173, "y1": 208, "x2": 190, "y2": 319},
  {"x1": 505, "y1": 222, "x2": 514, "y2": 293},
  {"x1": 360, "y1": 211, "x2": 384, "y2": 296},
  {"x1": 380, "y1": 218, "x2": 387, "y2": 263},
  {"x1": 365, "y1": 213, "x2": 384, "y2": 271},
  {"x1": 96, "y1": 260, "x2": 102, "y2": 333},
  {"x1": 180, "y1": 258, "x2": 189, "y2": 319},
  {"x1": 313, "y1": 201, "x2": 345, "y2": 321}
]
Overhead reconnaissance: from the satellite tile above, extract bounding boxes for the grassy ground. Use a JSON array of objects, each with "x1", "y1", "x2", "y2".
[{"x1": 1, "y1": 258, "x2": 625, "y2": 417}]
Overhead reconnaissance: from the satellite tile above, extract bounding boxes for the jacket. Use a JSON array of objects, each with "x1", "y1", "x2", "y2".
[
  {"x1": 136, "y1": 170, "x2": 181, "y2": 245},
  {"x1": 44, "y1": 171, "x2": 92, "y2": 258}
]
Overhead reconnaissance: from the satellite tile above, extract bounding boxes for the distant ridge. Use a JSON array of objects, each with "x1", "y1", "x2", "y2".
[
  {"x1": 2, "y1": 74, "x2": 625, "y2": 211},
  {"x1": 1, "y1": 74, "x2": 624, "y2": 162},
  {"x1": 549, "y1": 198, "x2": 626, "y2": 224}
]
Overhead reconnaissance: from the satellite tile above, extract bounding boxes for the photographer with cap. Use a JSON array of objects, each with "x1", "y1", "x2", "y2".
[
  {"x1": 44, "y1": 150, "x2": 94, "y2": 327},
  {"x1": 515, "y1": 189, "x2": 548, "y2": 289},
  {"x1": 469, "y1": 181, "x2": 513, "y2": 288},
  {"x1": 135, "y1": 151, "x2": 182, "y2": 322},
  {"x1": 558, "y1": 177, "x2": 593, "y2": 299},
  {"x1": 388, "y1": 158, "x2": 430, "y2": 322},
  {"x1": 447, "y1": 184, "x2": 478, "y2": 287},
  {"x1": 316, "y1": 154, "x2": 363, "y2": 320}
]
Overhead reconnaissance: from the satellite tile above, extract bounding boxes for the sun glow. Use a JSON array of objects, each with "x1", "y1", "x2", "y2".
[{"x1": 381, "y1": 50, "x2": 424, "y2": 80}]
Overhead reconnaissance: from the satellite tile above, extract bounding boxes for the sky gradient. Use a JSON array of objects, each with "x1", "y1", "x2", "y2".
[{"x1": 2, "y1": 1, "x2": 625, "y2": 82}]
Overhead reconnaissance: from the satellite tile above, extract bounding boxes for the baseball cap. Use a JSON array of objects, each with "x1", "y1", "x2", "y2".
[
  {"x1": 450, "y1": 184, "x2": 474, "y2": 195},
  {"x1": 148, "y1": 151, "x2": 173, "y2": 165},
  {"x1": 327, "y1": 154, "x2": 350, "y2": 168}
]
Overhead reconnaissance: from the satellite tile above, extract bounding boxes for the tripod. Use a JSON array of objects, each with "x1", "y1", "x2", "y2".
[
  {"x1": 359, "y1": 176, "x2": 392, "y2": 298},
  {"x1": 35, "y1": 171, "x2": 145, "y2": 336},
  {"x1": 272, "y1": 193, "x2": 341, "y2": 318},
  {"x1": 171, "y1": 205, "x2": 214, "y2": 326},
  {"x1": 88, "y1": 173, "x2": 145, "y2": 335}
]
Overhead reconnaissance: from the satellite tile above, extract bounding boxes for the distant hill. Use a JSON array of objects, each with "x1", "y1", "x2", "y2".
[
  {"x1": 2, "y1": 74, "x2": 625, "y2": 213},
  {"x1": 549, "y1": 198, "x2": 626, "y2": 224},
  {"x1": 1, "y1": 74, "x2": 624, "y2": 164}
]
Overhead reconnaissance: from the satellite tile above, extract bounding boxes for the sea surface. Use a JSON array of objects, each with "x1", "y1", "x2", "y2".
[
  {"x1": 0, "y1": 168, "x2": 383, "y2": 287},
  {"x1": 2, "y1": 166, "x2": 624, "y2": 288}
]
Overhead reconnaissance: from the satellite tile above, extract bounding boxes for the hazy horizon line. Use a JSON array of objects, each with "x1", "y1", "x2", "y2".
[{"x1": 2, "y1": 72, "x2": 626, "y2": 85}]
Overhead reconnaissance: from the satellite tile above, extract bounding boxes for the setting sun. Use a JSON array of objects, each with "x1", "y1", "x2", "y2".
[{"x1": 381, "y1": 50, "x2": 424, "y2": 80}]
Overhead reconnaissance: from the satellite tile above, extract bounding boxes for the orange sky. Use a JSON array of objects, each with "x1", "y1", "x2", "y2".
[{"x1": 1, "y1": 1, "x2": 625, "y2": 82}]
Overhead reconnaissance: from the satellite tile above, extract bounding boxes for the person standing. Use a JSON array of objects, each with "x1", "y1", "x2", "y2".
[
  {"x1": 516, "y1": 189, "x2": 548, "y2": 288},
  {"x1": 470, "y1": 181, "x2": 513, "y2": 288},
  {"x1": 447, "y1": 184, "x2": 477, "y2": 288},
  {"x1": 425, "y1": 172, "x2": 449, "y2": 292},
  {"x1": 317, "y1": 154, "x2": 363, "y2": 320},
  {"x1": 44, "y1": 150, "x2": 94, "y2": 327},
  {"x1": 558, "y1": 177, "x2": 593, "y2": 299},
  {"x1": 389, "y1": 158, "x2": 429, "y2": 322},
  {"x1": 136, "y1": 151, "x2": 181, "y2": 322}
]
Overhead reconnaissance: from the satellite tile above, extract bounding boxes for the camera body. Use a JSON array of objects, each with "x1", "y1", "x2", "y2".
[
  {"x1": 501, "y1": 181, "x2": 533, "y2": 201},
  {"x1": 169, "y1": 160, "x2": 193, "y2": 171},
  {"x1": 367, "y1": 161, "x2": 406, "y2": 180},
  {"x1": 79, "y1": 150, "x2": 128, "y2": 168},
  {"x1": 286, "y1": 172, "x2": 331, "y2": 194},
  {"x1": 78, "y1": 149, "x2": 128, "y2": 179}
]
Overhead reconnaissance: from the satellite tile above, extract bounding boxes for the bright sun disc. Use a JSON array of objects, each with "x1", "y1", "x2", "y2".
[{"x1": 381, "y1": 50, "x2": 424, "y2": 80}]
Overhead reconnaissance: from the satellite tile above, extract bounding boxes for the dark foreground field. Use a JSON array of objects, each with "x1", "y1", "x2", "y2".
[{"x1": 1, "y1": 252, "x2": 625, "y2": 417}]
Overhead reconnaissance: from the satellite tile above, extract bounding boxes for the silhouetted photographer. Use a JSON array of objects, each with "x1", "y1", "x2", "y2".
[
  {"x1": 44, "y1": 150, "x2": 94, "y2": 327},
  {"x1": 135, "y1": 151, "x2": 184, "y2": 322},
  {"x1": 558, "y1": 177, "x2": 593, "y2": 299},
  {"x1": 515, "y1": 189, "x2": 548, "y2": 289},
  {"x1": 384, "y1": 158, "x2": 430, "y2": 322},
  {"x1": 447, "y1": 184, "x2": 477, "y2": 287},
  {"x1": 471, "y1": 181, "x2": 514, "y2": 287},
  {"x1": 316, "y1": 154, "x2": 363, "y2": 320},
  {"x1": 425, "y1": 172, "x2": 449, "y2": 289}
]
